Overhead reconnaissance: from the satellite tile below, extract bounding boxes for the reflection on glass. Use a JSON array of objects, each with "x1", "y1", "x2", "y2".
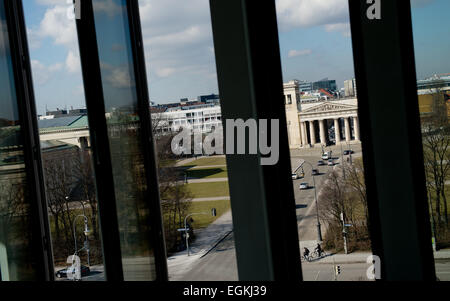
[
  {"x1": 411, "y1": 0, "x2": 450, "y2": 281},
  {"x1": 22, "y1": 0, "x2": 105, "y2": 280},
  {"x1": 275, "y1": 0, "x2": 373, "y2": 281},
  {"x1": 0, "y1": 0, "x2": 36, "y2": 281},
  {"x1": 93, "y1": 0, "x2": 155, "y2": 280}
]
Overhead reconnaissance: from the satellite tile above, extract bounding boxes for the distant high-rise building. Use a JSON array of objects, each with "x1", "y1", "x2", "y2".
[
  {"x1": 312, "y1": 78, "x2": 337, "y2": 92},
  {"x1": 198, "y1": 94, "x2": 220, "y2": 104},
  {"x1": 344, "y1": 78, "x2": 357, "y2": 97},
  {"x1": 298, "y1": 80, "x2": 313, "y2": 93}
]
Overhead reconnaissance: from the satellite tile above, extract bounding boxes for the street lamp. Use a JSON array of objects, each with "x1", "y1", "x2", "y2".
[
  {"x1": 301, "y1": 160, "x2": 323, "y2": 242},
  {"x1": 73, "y1": 214, "x2": 91, "y2": 266},
  {"x1": 184, "y1": 208, "x2": 217, "y2": 256},
  {"x1": 339, "y1": 142, "x2": 346, "y2": 179}
]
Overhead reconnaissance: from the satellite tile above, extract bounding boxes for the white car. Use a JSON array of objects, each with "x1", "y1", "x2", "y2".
[
  {"x1": 299, "y1": 183, "x2": 308, "y2": 190},
  {"x1": 321, "y1": 153, "x2": 329, "y2": 160},
  {"x1": 292, "y1": 173, "x2": 298, "y2": 180},
  {"x1": 328, "y1": 159, "x2": 334, "y2": 166}
]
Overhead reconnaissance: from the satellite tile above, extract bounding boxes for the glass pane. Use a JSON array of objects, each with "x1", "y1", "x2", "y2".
[
  {"x1": 92, "y1": 0, "x2": 155, "y2": 280},
  {"x1": 23, "y1": 1, "x2": 105, "y2": 281},
  {"x1": 410, "y1": 0, "x2": 450, "y2": 281},
  {"x1": 140, "y1": 0, "x2": 237, "y2": 280},
  {"x1": 0, "y1": 0, "x2": 37, "y2": 281},
  {"x1": 275, "y1": 0, "x2": 373, "y2": 281}
]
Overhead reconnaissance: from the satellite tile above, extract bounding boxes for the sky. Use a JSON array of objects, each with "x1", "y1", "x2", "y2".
[{"x1": 20, "y1": 0, "x2": 450, "y2": 116}]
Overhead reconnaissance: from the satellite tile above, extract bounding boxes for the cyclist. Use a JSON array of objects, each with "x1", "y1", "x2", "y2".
[
  {"x1": 315, "y1": 243, "x2": 323, "y2": 257},
  {"x1": 303, "y1": 247, "x2": 310, "y2": 260}
]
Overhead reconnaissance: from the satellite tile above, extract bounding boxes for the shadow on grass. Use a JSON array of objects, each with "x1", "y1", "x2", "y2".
[{"x1": 185, "y1": 168, "x2": 226, "y2": 179}]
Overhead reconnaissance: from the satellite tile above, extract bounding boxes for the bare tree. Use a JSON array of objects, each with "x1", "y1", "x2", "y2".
[{"x1": 421, "y1": 83, "x2": 450, "y2": 226}]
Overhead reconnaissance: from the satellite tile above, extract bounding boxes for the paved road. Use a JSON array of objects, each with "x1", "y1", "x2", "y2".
[
  {"x1": 178, "y1": 232, "x2": 375, "y2": 281},
  {"x1": 291, "y1": 143, "x2": 363, "y2": 241},
  {"x1": 179, "y1": 232, "x2": 238, "y2": 281}
]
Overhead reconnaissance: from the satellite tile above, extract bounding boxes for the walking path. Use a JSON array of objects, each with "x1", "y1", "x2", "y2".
[
  {"x1": 191, "y1": 196, "x2": 230, "y2": 202},
  {"x1": 167, "y1": 209, "x2": 233, "y2": 280},
  {"x1": 186, "y1": 177, "x2": 228, "y2": 184}
]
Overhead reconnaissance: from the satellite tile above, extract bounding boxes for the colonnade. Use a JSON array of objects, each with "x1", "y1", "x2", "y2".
[{"x1": 299, "y1": 116, "x2": 360, "y2": 147}]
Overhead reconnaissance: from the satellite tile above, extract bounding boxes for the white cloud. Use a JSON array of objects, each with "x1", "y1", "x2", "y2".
[
  {"x1": 65, "y1": 50, "x2": 80, "y2": 73},
  {"x1": 30, "y1": 59, "x2": 63, "y2": 85},
  {"x1": 288, "y1": 49, "x2": 312, "y2": 58},
  {"x1": 275, "y1": 0, "x2": 350, "y2": 31},
  {"x1": 137, "y1": 0, "x2": 218, "y2": 91},
  {"x1": 36, "y1": 5, "x2": 78, "y2": 49},
  {"x1": 93, "y1": 0, "x2": 124, "y2": 17},
  {"x1": 324, "y1": 22, "x2": 351, "y2": 37}
]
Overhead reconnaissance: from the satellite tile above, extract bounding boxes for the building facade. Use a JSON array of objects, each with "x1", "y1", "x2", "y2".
[{"x1": 284, "y1": 80, "x2": 360, "y2": 149}]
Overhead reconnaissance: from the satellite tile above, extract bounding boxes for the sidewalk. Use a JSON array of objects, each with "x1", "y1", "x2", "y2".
[
  {"x1": 167, "y1": 210, "x2": 233, "y2": 280},
  {"x1": 434, "y1": 249, "x2": 450, "y2": 259}
]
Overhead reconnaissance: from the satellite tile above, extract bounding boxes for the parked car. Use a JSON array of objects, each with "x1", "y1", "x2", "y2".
[
  {"x1": 311, "y1": 169, "x2": 319, "y2": 176},
  {"x1": 343, "y1": 150, "x2": 354, "y2": 155},
  {"x1": 321, "y1": 153, "x2": 329, "y2": 160},
  {"x1": 292, "y1": 173, "x2": 298, "y2": 180},
  {"x1": 327, "y1": 159, "x2": 334, "y2": 166},
  {"x1": 317, "y1": 160, "x2": 325, "y2": 166},
  {"x1": 299, "y1": 183, "x2": 309, "y2": 190},
  {"x1": 55, "y1": 265, "x2": 91, "y2": 279}
]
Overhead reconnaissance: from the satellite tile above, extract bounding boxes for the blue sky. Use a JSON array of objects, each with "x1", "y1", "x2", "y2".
[{"x1": 21, "y1": 0, "x2": 450, "y2": 116}]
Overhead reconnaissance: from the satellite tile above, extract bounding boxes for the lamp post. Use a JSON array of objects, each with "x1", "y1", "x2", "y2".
[
  {"x1": 301, "y1": 160, "x2": 322, "y2": 242},
  {"x1": 184, "y1": 208, "x2": 217, "y2": 256},
  {"x1": 73, "y1": 215, "x2": 91, "y2": 266},
  {"x1": 340, "y1": 142, "x2": 346, "y2": 179}
]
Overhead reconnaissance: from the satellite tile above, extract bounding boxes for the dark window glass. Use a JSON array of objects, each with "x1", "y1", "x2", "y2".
[
  {"x1": 92, "y1": 0, "x2": 155, "y2": 280},
  {"x1": 0, "y1": 0, "x2": 36, "y2": 281},
  {"x1": 411, "y1": 0, "x2": 450, "y2": 281}
]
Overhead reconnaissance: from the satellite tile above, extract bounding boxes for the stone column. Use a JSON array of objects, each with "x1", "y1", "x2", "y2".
[
  {"x1": 344, "y1": 117, "x2": 351, "y2": 142},
  {"x1": 309, "y1": 120, "x2": 316, "y2": 145},
  {"x1": 353, "y1": 116, "x2": 360, "y2": 141},
  {"x1": 300, "y1": 122, "x2": 308, "y2": 146},
  {"x1": 334, "y1": 118, "x2": 341, "y2": 143},
  {"x1": 319, "y1": 119, "x2": 326, "y2": 145}
]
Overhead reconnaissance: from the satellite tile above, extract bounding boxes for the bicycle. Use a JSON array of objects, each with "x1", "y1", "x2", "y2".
[
  {"x1": 301, "y1": 253, "x2": 311, "y2": 262},
  {"x1": 310, "y1": 249, "x2": 327, "y2": 259}
]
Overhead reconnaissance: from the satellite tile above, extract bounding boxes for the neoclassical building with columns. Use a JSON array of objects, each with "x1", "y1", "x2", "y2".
[{"x1": 284, "y1": 80, "x2": 360, "y2": 149}]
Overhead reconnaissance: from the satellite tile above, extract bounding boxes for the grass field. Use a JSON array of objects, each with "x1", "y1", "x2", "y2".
[
  {"x1": 187, "y1": 200, "x2": 231, "y2": 229},
  {"x1": 183, "y1": 156, "x2": 226, "y2": 167},
  {"x1": 185, "y1": 167, "x2": 228, "y2": 179},
  {"x1": 185, "y1": 181, "x2": 230, "y2": 198}
]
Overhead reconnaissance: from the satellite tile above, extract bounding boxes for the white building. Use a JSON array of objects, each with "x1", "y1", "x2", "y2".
[
  {"x1": 153, "y1": 105, "x2": 223, "y2": 134},
  {"x1": 284, "y1": 80, "x2": 360, "y2": 149}
]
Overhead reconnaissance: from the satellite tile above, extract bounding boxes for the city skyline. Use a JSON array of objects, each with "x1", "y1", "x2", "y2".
[{"x1": 22, "y1": 0, "x2": 450, "y2": 115}]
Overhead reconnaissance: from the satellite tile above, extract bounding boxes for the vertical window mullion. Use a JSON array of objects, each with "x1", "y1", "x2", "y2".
[
  {"x1": 1, "y1": 0, "x2": 53, "y2": 281},
  {"x1": 348, "y1": 0, "x2": 435, "y2": 280}
]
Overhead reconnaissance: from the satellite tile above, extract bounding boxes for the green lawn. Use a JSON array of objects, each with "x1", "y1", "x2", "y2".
[
  {"x1": 187, "y1": 200, "x2": 231, "y2": 229},
  {"x1": 185, "y1": 181, "x2": 230, "y2": 198},
  {"x1": 159, "y1": 158, "x2": 179, "y2": 167},
  {"x1": 183, "y1": 156, "x2": 226, "y2": 167},
  {"x1": 186, "y1": 167, "x2": 228, "y2": 179}
]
